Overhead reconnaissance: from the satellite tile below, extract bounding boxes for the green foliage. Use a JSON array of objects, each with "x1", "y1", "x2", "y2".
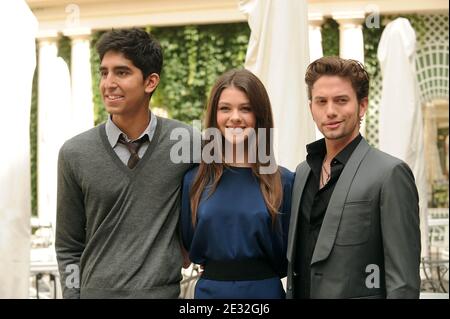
[
  {"x1": 363, "y1": 20, "x2": 385, "y2": 81},
  {"x1": 150, "y1": 23, "x2": 249, "y2": 124},
  {"x1": 58, "y1": 35, "x2": 72, "y2": 68},
  {"x1": 321, "y1": 18, "x2": 339, "y2": 57},
  {"x1": 90, "y1": 31, "x2": 108, "y2": 125},
  {"x1": 431, "y1": 182, "x2": 449, "y2": 208},
  {"x1": 150, "y1": 23, "x2": 250, "y2": 123},
  {"x1": 30, "y1": 55, "x2": 38, "y2": 217}
]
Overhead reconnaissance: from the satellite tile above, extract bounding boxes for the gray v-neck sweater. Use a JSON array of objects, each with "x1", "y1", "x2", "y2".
[{"x1": 56, "y1": 116, "x2": 195, "y2": 298}]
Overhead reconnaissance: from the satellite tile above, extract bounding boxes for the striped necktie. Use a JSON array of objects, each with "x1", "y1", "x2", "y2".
[{"x1": 118, "y1": 134, "x2": 149, "y2": 169}]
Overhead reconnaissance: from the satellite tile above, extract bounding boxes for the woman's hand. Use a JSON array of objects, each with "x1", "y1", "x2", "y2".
[{"x1": 181, "y1": 245, "x2": 191, "y2": 269}]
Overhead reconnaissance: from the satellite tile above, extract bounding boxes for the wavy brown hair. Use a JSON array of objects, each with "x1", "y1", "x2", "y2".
[
  {"x1": 190, "y1": 69, "x2": 282, "y2": 227},
  {"x1": 305, "y1": 56, "x2": 370, "y2": 103}
]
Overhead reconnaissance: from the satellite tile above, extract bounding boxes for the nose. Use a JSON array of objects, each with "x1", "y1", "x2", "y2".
[
  {"x1": 325, "y1": 101, "x2": 337, "y2": 118},
  {"x1": 102, "y1": 73, "x2": 118, "y2": 89},
  {"x1": 230, "y1": 109, "x2": 242, "y2": 123}
]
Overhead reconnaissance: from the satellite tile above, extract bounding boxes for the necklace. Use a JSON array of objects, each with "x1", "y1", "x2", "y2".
[{"x1": 320, "y1": 156, "x2": 331, "y2": 188}]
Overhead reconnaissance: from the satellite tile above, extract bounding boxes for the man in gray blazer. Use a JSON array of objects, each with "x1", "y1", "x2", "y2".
[{"x1": 286, "y1": 56, "x2": 421, "y2": 299}]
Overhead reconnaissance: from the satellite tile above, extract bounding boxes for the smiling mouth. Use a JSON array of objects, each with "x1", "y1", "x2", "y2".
[
  {"x1": 226, "y1": 127, "x2": 246, "y2": 134},
  {"x1": 105, "y1": 95, "x2": 124, "y2": 101},
  {"x1": 324, "y1": 121, "x2": 342, "y2": 128}
]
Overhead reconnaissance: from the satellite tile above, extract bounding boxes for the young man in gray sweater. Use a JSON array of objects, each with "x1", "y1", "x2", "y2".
[{"x1": 55, "y1": 28, "x2": 196, "y2": 298}]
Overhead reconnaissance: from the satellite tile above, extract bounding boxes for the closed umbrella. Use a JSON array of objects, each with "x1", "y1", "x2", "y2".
[
  {"x1": 378, "y1": 17, "x2": 429, "y2": 257},
  {"x1": 239, "y1": 0, "x2": 316, "y2": 171}
]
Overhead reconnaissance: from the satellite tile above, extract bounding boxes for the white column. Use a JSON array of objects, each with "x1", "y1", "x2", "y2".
[
  {"x1": 308, "y1": 13, "x2": 324, "y2": 63},
  {"x1": 308, "y1": 13, "x2": 324, "y2": 141},
  {"x1": 37, "y1": 32, "x2": 72, "y2": 230},
  {"x1": 65, "y1": 28, "x2": 95, "y2": 137},
  {"x1": 334, "y1": 12, "x2": 367, "y2": 136},
  {"x1": 334, "y1": 13, "x2": 365, "y2": 63},
  {"x1": 37, "y1": 33, "x2": 58, "y2": 229}
]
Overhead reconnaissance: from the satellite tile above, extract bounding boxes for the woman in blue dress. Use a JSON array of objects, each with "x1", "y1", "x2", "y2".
[{"x1": 180, "y1": 69, "x2": 294, "y2": 299}]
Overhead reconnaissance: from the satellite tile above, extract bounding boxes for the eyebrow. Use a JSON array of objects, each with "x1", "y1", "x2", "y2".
[
  {"x1": 313, "y1": 95, "x2": 350, "y2": 100},
  {"x1": 333, "y1": 95, "x2": 350, "y2": 99},
  {"x1": 99, "y1": 65, "x2": 132, "y2": 72}
]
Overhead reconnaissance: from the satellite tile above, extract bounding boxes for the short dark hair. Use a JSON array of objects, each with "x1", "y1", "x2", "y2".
[
  {"x1": 96, "y1": 28, "x2": 163, "y2": 79},
  {"x1": 305, "y1": 56, "x2": 370, "y2": 102}
]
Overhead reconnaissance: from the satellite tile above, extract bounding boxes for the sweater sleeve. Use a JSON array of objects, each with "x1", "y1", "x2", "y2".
[{"x1": 55, "y1": 146, "x2": 86, "y2": 299}]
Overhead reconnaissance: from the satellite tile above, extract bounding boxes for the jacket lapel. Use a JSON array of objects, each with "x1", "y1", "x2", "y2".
[
  {"x1": 287, "y1": 161, "x2": 310, "y2": 261},
  {"x1": 311, "y1": 138, "x2": 371, "y2": 265}
]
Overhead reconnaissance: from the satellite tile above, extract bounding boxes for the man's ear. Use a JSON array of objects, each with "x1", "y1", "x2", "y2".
[
  {"x1": 359, "y1": 97, "x2": 368, "y2": 119},
  {"x1": 144, "y1": 73, "x2": 160, "y2": 94}
]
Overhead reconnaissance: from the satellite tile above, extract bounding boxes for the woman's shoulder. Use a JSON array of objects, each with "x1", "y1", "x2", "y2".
[
  {"x1": 183, "y1": 164, "x2": 200, "y2": 185},
  {"x1": 278, "y1": 165, "x2": 295, "y2": 185}
]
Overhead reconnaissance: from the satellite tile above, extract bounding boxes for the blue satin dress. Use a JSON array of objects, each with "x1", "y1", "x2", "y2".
[{"x1": 180, "y1": 166, "x2": 294, "y2": 299}]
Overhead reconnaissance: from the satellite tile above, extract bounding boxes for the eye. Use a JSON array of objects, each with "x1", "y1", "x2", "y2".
[
  {"x1": 218, "y1": 105, "x2": 230, "y2": 111},
  {"x1": 316, "y1": 99, "x2": 326, "y2": 105},
  {"x1": 336, "y1": 98, "x2": 348, "y2": 104},
  {"x1": 240, "y1": 106, "x2": 252, "y2": 112},
  {"x1": 117, "y1": 70, "x2": 129, "y2": 77},
  {"x1": 100, "y1": 70, "x2": 107, "y2": 78}
]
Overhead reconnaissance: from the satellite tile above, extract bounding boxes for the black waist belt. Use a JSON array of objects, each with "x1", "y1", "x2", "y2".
[{"x1": 202, "y1": 259, "x2": 277, "y2": 281}]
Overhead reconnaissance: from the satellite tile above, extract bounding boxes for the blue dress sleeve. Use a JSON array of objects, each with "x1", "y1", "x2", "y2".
[{"x1": 180, "y1": 167, "x2": 198, "y2": 251}]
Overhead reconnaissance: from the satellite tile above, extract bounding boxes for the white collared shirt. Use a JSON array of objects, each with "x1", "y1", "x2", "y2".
[{"x1": 105, "y1": 112, "x2": 157, "y2": 166}]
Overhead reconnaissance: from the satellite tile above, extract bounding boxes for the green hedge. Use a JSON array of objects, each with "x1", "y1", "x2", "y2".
[
  {"x1": 30, "y1": 64, "x2": 38, "y2": 217},
  {"x1": 321, "y1": 18, "x2": 339, "y2": 57}
]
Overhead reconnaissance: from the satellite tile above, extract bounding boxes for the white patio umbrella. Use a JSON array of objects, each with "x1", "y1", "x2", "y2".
[
  {"x1": 378, "y1": 17, "x2": 429, "y2": 257},
  {"x1": 0, "y1": 0, "x2": 38, "y2": 298},
  {"x1": 239, "y1": 0, "x2": 316, "y2": 171}
]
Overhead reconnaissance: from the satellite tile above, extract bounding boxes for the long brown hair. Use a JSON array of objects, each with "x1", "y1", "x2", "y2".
[{"x1": 190, "y1": 69, "x2": 282, "y2": 227}]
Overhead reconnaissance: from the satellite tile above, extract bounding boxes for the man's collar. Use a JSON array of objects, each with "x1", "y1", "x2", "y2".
[
  {"x1": 105, "y1": 112, "x2": 155, "y2": 147},
  {"x1": 306, "y1": 138, "x2": 326, "y2": 157},
  {"x1": 306, "y1": 134, "x2": 363, "y2": 165},
  {"x1": 334, "y1": 134, "x2": 362, "y2": 165}
]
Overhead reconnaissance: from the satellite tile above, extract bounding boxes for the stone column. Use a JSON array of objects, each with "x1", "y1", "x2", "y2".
[
  {"x1": 64, "y1": 28, "x2": 95, "y2": 137},
  {"x1": 37, "y1": 32, "x2": 72, "y2": 229},
  {"x1": 308, "y1": 13, "x2": 324, "y2": 63}
]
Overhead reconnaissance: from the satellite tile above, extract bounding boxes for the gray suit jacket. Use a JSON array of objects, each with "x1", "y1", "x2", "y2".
[{"x1": 286, "y1": 138, "x2": 421, "y2": 299}]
